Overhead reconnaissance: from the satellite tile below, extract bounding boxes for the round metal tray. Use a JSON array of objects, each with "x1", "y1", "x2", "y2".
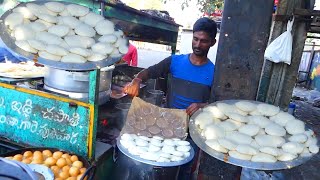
[
  {"x1": 1, "y1": 147, "x2": 94, "y2": 179},
  {"x1": 0, "y1": 1, "x2": 123, "y2": 71},
  {"x1": 1, "y1": 147, "x2": 91, "y2": 168},
  {"x1": 117, "y1": 138, "x2": 195, "y2": 167},
  {"x1": 189, "y1": 100, "x2": 316, "y2": 170}
]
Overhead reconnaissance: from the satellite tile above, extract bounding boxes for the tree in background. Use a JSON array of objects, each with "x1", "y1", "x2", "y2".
[
  {"x1": 124, "y1": 0, "x2": 164, "y2": 10},
  {"x1": 164, "y1": 0, "x2": 224, "y2": 14}
]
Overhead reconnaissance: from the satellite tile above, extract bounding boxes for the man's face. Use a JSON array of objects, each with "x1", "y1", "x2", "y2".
[{"x1": 192, "y1": 31, "x2": 216, "y2": 57}]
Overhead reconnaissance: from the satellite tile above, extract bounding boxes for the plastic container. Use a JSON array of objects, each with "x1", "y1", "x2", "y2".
[
  {"x1": 288, "y1": 102, "x2": 296, "y2": 115},
  {"x1": 144, "y1": 90, "x2": 164, "y2": 106},
  {"x1": 115, "y1": 103, "x2": 131, "y2": 128}
]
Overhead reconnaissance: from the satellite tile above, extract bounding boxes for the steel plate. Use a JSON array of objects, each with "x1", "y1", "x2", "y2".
[
  {"x1": 189, "y1": 100, "x2": 317, "y2": 170},
  {"x1": 0, "y1": 1, "x2": 124, "y2": 71},
  {"x1": 0, "y1": 73, "x2": 44, "y2": 79},
  {"x1": 117, "y1": 138, "x2": 194, "y2": 167}
]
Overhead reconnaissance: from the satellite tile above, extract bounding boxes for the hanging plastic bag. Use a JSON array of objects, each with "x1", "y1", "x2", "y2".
[{"x1": 264, "y1": 18, "x2": 294, "y2": 65}]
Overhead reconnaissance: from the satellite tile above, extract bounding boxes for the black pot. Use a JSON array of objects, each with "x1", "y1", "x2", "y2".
[{"x1": 111, "y1": 147, "x2": 180, "y2": 180}]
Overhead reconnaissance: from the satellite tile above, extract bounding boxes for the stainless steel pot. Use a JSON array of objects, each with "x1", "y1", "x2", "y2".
[{"x1": 44, "y1": 66, "x2": 114, "y2": 93}]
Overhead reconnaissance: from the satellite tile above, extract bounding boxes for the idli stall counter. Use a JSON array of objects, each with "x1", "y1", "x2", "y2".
[
  {"x1": 112, "y1": 97, "x2": 195, "y2": 179},
  {"x1": 0, "y1": 1, "x2": 129, "y2": 179}
]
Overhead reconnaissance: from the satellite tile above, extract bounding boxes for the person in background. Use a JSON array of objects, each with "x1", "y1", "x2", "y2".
[{"x1": 122, "y1": 43, "x2": 138, "y2": 67}]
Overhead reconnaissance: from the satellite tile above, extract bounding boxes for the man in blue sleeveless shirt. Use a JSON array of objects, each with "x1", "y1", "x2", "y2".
[{"x1": 124, "y1": 17, "x2": 217, "y2": 116}]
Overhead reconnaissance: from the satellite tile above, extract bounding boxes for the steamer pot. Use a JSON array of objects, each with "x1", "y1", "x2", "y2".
[{"x1": 44, "y1": 66, "x2": 114, "y2": 93}]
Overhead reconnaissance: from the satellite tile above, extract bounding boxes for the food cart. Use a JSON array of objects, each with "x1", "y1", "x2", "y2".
[{"x1": 2, "y1": 0, "x2": 317, "y2": 180}]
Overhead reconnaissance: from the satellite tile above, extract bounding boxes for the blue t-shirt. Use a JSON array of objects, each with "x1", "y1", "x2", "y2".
[
  {"x1": 148, "y1": 54, "x2": 215, "y2": 109},
  {"x1": 171, "y1": 54, "x2": 214, "y2": 87}
]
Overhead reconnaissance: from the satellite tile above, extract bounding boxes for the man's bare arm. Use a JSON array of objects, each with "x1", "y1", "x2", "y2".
[{"x1": 123, "y1": 69, "x2": 149, "y2": 96}]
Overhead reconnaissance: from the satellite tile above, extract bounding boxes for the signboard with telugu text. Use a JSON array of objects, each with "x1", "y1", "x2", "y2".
[{"x1": 0, "y1": 84, "x2": 91, "y2": 158}]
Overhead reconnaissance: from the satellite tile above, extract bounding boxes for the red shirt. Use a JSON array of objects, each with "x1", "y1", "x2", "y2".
[{"x1": 122, "y1": 44, "x2": 137, "y2": 66}]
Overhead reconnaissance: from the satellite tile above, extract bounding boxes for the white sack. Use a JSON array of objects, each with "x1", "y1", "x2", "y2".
[{"x1": 264, "y1": 18, "x2": 294, "y2": 65}]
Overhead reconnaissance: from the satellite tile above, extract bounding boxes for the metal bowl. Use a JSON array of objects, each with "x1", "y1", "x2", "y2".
[
  {"x1": 189, "y1": 100, "x2": 317, "y2": 170},
  {"x1": 0, "y1": 1, "x2": 124, "y2": 70}
]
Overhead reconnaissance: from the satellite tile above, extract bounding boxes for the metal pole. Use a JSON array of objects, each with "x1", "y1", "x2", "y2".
[
  {"x1": 307, "y1": 42, "x2": 315, "y2": 89},
  {"x1": 88, "y1": 69, "x2": 100, "y2": 160},
  {"x1": 100, "y1": 1, "x2": 105, "y2": 16}
]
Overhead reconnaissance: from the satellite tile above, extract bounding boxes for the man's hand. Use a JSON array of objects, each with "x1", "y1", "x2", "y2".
[
  {"x1": 34, "y1": 63, "x2": 44, "y2": 67},
  {"x1": 186, "y1": 103, "x2": 208, "y2": 116},
  {"x1": 116, "y1": 58, "x2": 127, "y2": 65},
  {"x1": 123, "y1": 78, "x2": 141, "y2": 97}
]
